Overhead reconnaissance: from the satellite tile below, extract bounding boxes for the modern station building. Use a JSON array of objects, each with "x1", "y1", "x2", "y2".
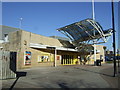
[{"x1": 0, "y1": 25, "x2": 106, "y2": 70}]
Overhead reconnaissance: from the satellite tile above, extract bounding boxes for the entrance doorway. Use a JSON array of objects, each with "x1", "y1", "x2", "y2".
[{"x1": 61, "y1": 55, "x2": 74, "y2": 65}]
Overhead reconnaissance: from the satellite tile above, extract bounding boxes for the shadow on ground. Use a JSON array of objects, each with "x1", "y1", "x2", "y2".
[
  {"x1": 9, "y1": 71, "x2": 27, "y2": 90},
  {"x1": 58, "y1": 83, "x2": 69, "y2": 89},
  {"x1": 74, "y1": 67, "x2": 114, "y2": 77}
]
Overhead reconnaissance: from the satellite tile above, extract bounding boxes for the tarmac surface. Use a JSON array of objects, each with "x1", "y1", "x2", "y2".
[{"x1": 2, "y1": 63, "x2": 119, "y2": 89}]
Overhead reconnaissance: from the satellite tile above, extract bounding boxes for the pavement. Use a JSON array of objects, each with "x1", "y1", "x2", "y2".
[
  {"x1": 1, "y1": 63, "x2": 119, "y2": 89},
  {"x1": 100, "y1": 64, "x2": 119, "y2": 88}
]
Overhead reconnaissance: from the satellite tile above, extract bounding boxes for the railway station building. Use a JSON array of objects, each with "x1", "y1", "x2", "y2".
[{"x1": 0, "y1": 25, "x2": 106, "y2": 70}]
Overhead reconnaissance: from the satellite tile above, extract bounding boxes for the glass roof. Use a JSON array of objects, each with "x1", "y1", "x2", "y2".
[{"x1": 57, "y1": 18, "x2": 110, "y2": 43}]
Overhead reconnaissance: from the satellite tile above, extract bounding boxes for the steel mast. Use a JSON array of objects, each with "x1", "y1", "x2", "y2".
[{"x1": 92, "y1": 0, "x2": 96, "y2": 65}]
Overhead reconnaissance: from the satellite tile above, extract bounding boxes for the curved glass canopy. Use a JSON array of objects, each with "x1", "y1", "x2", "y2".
[{"x1": 57, "y1": 18, "x2": 113, "y2": 45}]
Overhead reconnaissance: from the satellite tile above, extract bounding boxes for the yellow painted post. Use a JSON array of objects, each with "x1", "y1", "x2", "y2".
[
  {"x1": 65, "y1": 59, "x2": 66, "y2": 65},
  {"x1": 63, "y1": 59, "x2": 64, "y2": 65},
  {"x1": 69, "y1": 59, "x2": 70, "y2": 65},
  {"x1": 70, "y1": 59, "x2": 71, "y2": 65},
  {"x1": 64, "y1": 59, "x2": 66, "y2": 65}
]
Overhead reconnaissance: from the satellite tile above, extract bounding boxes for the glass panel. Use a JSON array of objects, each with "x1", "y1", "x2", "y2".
[{"x1": 58, "y1": 19, "x2": 105, "y2": 42}]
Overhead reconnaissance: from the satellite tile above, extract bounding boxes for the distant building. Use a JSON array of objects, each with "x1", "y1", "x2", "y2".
[{"x1": 0, "y1": 25, "x2": 105, "y2": 70}]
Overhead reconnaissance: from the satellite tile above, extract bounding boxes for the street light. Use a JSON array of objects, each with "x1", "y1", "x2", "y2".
[
  {"x1": 92, "y1": 0, "x2": 96, "y2": 66},
  {"x1": 111, "y1": 0, "x2": 117, "y2": 77},
  {"x1": 19, "y1": 18, "x2": 23, "y2": 29}
]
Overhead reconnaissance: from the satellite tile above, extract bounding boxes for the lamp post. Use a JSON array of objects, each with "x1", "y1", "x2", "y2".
[
  {"x1": 92, "y1": 0, "x2": 96, "y2": 65},
  {"x1": 111, "y1": 0, "x2": 117, "y2": 77},
  {"x1": 19, "y1": 18, "x2": 23, "y2": 29}
]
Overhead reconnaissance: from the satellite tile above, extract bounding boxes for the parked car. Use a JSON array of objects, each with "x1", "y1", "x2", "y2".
[
  {"x1": 116, "y1": 56, "x2": 120, "y2": 60},
  {"x1": 105, "y1": 56, "x2": 113, "y2": 61},
  {"x1": 105, "y1": 56, "x2": 120, "y2": 62},
  {"x1": 110, "y1": 56, "x2": 120, "y2": 60}
]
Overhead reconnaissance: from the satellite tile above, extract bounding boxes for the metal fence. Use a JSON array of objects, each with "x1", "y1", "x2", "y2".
[{"x1": 0, "y1": 51, "x2": 16, "y2": 79}]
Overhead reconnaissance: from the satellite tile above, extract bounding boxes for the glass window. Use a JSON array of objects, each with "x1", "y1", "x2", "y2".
[{"x1": 38, "y1": 55, "x2": 49, "y2": 63}]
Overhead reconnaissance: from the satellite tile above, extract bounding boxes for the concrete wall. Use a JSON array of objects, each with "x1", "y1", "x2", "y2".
[
  {"x1": 88, "y1": 45, "x2": 105, "y2": 64},
  {"x1": 0, "y1": 25, "x2": 19, "y2": 40},
  {"x1": 20, "y1": 30, "x2": 63, "y2": 47},
  {"x1": 15, "y1": 30, "x2": 65, "y2": 69},
  {"x1": 2, "y1": 30, "x2": 105, "y2": 69},
  {"x1": 0, "y1": 25, "x2": 2, "y2": 40},
  {"x1": 1, "y1": 30, "x2": 22, "y2": 70},
  {"x1": 14, "y1": 30, "x2": 79, "y2": 69}
]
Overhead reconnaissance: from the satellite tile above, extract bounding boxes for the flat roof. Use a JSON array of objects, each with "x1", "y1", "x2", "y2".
[{"x1": 30, "y1": 43, "x2": 78, "y2": 52}]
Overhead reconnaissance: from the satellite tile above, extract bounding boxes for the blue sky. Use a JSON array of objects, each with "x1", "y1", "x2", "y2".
[
  {"x1": 118, "y1": 2, "x2": 120, "y2": 50},
  {"x1": 2, "y1": 2, "x2": 118, "y2": 50}
]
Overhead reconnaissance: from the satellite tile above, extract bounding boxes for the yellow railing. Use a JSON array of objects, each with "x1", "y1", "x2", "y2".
[{"x1": 62, "y1": 59, "x2": 79, "y2": 65}]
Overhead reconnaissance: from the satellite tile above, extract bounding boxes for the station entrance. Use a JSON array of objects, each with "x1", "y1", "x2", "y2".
[{"x1": 61, "y1": 55, "x2": 78, "y2": 65}]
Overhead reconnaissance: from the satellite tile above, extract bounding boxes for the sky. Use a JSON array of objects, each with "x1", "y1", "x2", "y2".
[
  {"x1": 2, "y1": 2, "x2": 119, "y2": 51},
  {"x1": 118, "y1": 1, "x2": 120, "y2": 52}
]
